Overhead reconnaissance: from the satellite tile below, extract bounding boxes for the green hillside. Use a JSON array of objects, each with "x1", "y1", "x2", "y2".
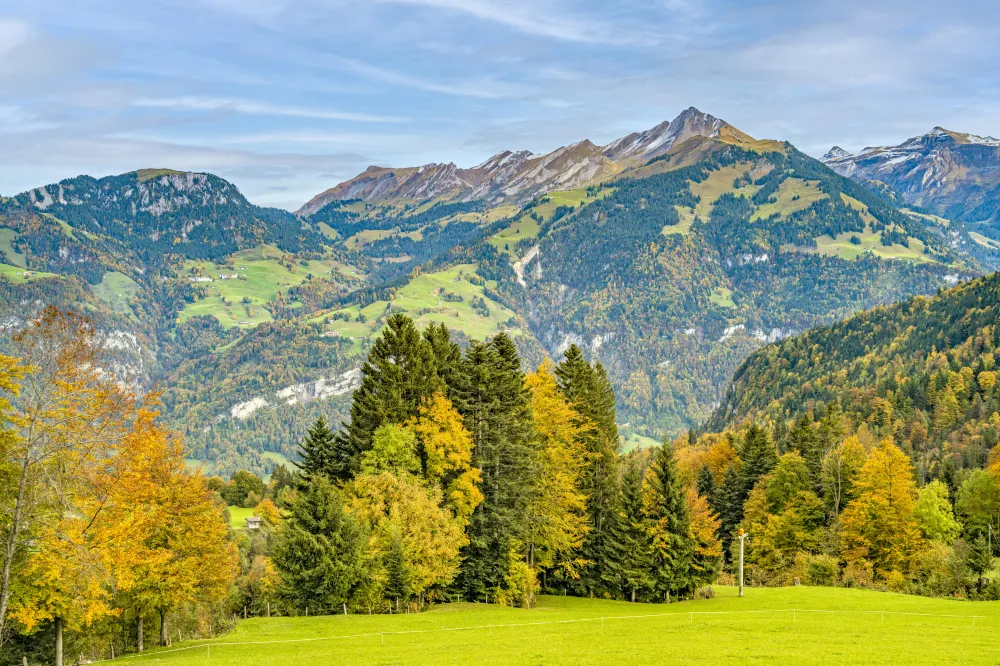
[
  {"x1": 111, "y1": 588, "x2": 999, "y2": 666},
  {"x1": 0, "y1": 133, "x2": 987, "y2": 476},
  {"x1": 715, "y1": 270, "x2": 1000, "y2": 476}
]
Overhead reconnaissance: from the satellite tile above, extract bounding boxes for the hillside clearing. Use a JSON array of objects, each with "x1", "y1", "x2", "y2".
[
  {"x1": 115, "y1": 586, "x2": 998, "y2": 665},
  {"x1": 313, "y1": 263, "x2": 523, "y2": 349}
]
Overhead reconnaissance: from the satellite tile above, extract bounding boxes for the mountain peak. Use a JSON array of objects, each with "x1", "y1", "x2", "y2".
[
  {"x1": 299, "y1": 107, "x2": 754, "y2": 213},
  {"x1": 821, "y1": 146, "x2": 853, "y2": 162}
]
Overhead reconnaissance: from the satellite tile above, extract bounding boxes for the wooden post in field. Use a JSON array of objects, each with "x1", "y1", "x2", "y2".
[{"x1": 738, "y1": 529, "x2": 747, "y2": 598}]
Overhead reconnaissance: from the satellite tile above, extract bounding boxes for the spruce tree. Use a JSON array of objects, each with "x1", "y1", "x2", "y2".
[
  {"x1": 296, "y1": 417, "x2": 336, "y2": 481},
  {"x1": 612, "y1": 455, "x2": 652, "y2": 602},
  {"x1": 331, "y1": 314, "x2": 443, "y2": 480},
  {"x1": 696, "y1": 464, "x2": 716, "y2": 504},
  {"x1": 271, "y1": 475, "x2": 367, "y2": 612},
  {"x1": 717, "y1": 425, "x2": 778, "y2": 556},
  {"x1": 555, "y1": 345, "x2": 621, "y2": 596},
  {"x1": 384, "y1": 531, "x2": 412, "y2": 609},
  {"x1": 423, "y1": 322, "x2": 463, "y2": 403},
  {"x1": 785, "y1": 413, "x2": 823, "y2": 482},
  {"x1": 453, "y1": 334, "x2": 537, "y2": 600},
  {"x1": 646, "y1": 441, "x2": 693, "y2": 601}
]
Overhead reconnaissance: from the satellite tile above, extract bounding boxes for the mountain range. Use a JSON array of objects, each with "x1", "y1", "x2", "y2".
[
  {"x1": 298, "y1": 107, "x2": 758, "y2": 214},
  {"x1": 2, "y1": 106, "x2": 998, "y2": 476},
  {"x1": 822, "y1": 127, "x2": 1000, "y2": 225}
]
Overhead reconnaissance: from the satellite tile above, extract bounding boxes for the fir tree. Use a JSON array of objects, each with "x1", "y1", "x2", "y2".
[
  {"x1": 271, "y1": 475, "x2": 367, "y2": 612},
  {"x1": 383, "y1": 531, "x2": 412, "y2": 609},
  {"x1": 612, "y1": 455, "x2": 651, "y2": 602},
  {"x1": 646, "y1": 441, "x2": 694, "y2": 601},
  {"x1": 696, "y1": 464, "x2": 716, "y2": 505},
  {"x1": 296, "y1": 417, "x2": 336, "y2": 481},
  {"x1": 331, "y1": 315, "x2": 443, "y2": 480},
  {"x1": 453, "y1": 334, "x2": 537, "y2": 600},
  {"x1": 555, "y1": 345, "x2": 621, "y2": 596}
]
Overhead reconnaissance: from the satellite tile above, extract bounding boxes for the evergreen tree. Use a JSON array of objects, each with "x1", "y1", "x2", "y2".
[
  {"x1": 331, "y1": 315, "x2": 443, "y2": 480},
  {"x1": 554, "y1": 345, "x2": 621, "y2": 596},
  {"x1": 423, "y1": 322, "x2": 463, "y2": 404},
  {"x1": 696, "y1": 464, "x2": 716, "y2": 505},
  {"x1": 611, "y1": 455, "x2": 651, "y2": 602},
  {"x1": 785, "y1": 414, "x2": 823, "y2": 483},
  {"x1": 453, "y1": 334, "x2": 537, "y2": 600},
  {"x1": 646, "y1": 441, "x2": 694, "y2": 601},
  {"x1": 717, "y1": 425, "x2": 777, "y2": 555},
  {"x1": 383, "y1": 531, "x2": 412, "y2": 609},
  {"x1": 296, "y1": 417, "x2": 336, "y2": 481},
  {"x1": 968, "y1": 536, "x2": 994, "y2": 593},
  {"x1": 271, "y1": 475, "x2": 367, "y2": 612}
]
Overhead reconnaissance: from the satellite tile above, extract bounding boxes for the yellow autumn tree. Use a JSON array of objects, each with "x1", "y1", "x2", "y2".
[
  {"x1": 112, "y1": 413, "x2": 238, "y2": 649},
  {"x1": 347, "y1": 472, "x2": 465, "y2": 603},
  {"x1": 523, "y1": 361, "x2": 590, "y2": 575},
  {"x1": 687, "y1": 488, "x2": 722, "y2": 587},
  {"x1": 840, "y1": 438, "x2": 923, "y2": 579},
  {"x1": 2, "y1": 309, "x2": 139, "y2": 665},
  {"x1": 409, "y1": 393, "x2": 483, "y2": 525}
]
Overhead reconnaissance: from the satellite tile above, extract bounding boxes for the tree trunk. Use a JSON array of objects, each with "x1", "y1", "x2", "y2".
[
  {"x1": 631, "y1": 588, "x2": 636, "y2": 603},
  {"x1": 137, "y1": 615, "x2": 144, "y2": 653},
  {"x1": 0, "y1": 452, "x2": 32, "y2": 643},
  {"x1": 159, "y1": 609, "x2": 168, "y2": 646},
  {"x1": 54, "y1": 617, "x2": 63, "y2": 666}
]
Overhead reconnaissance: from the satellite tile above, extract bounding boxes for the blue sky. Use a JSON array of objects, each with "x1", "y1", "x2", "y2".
[{"x1": 1, "y1": 0, "x2": 998, "y2": 210}]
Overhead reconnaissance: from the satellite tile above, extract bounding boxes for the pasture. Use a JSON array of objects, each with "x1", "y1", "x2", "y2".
[{"x1": 111, "y1": 586, "x2": 999, "y2": 665}]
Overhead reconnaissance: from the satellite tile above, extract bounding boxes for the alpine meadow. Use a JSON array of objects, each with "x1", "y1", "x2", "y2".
[{"x1": 3, "y1": 1, "x2": 1000, "y2": 664}]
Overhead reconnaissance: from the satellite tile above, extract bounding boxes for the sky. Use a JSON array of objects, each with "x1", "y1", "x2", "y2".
[{"x1": 1, "y1": 0, "x2": 999, "y2": 210}]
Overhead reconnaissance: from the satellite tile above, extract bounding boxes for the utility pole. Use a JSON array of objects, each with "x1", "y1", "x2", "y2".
[{"x1": 738, "y1": 529, "x2": 747, "y2": 598}]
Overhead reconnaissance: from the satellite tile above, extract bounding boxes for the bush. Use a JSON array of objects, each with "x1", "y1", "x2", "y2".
[
  {"x1": 842, "y1": 560, "x2": 874, "y2": 588},
  {"x1": 495, "y1": 556, "x2": 539, "y2": 608},
  {"x1": 806, "y1": 555, "x2": 839, "y2": 586}
]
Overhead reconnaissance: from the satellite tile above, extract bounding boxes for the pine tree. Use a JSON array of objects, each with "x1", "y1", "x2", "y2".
[
  {"x1": 645, "y1": 441, "x2": 694, "y2": 601},
  {"x1": 297, "y1": 417, "x2": 336, "y2": 481},
  {"x1": 453, "y1": 334, "x2": 537, "y2": 600},
  {"x1": 554, "y1": 345, "x2": 621, "y2": 596},
  {"x1": 271, "y1": 475, "x2": 367, "y2": 612},
  {"x1": 331, "y1": 315, "x2": 443, "y2": 480}
]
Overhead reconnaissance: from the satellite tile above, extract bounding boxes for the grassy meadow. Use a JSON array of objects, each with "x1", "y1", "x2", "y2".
[
  {"x1": 312, "y1": 263, "x2": 522, "y2": 351},
  {"x1": 112, "y1": 586, "x2": 998, "y2": 665},
  {"x1": 177, "y1": 245, "x2": 356, "y2": 328}
]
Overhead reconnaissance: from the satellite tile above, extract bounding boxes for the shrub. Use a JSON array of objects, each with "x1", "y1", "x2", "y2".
[{"x1": 806, "y1": 555, "x2": 839, "y2": 586}]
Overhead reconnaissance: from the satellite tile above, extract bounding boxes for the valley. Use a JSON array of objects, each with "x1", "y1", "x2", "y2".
[{"x1": 1, "y1": 108, "x2": 998, "y2": 478}]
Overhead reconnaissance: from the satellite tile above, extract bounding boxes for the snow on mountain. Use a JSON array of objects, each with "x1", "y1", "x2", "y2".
[
  {"x1": 821, "y1": 127, "x2": 1000, "y2": 223},
  {"x1": 298, "y1": 107, "x2": 754, "y2": 215}
]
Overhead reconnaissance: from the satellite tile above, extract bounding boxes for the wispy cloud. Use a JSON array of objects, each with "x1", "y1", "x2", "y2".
[
  {"x1": 133, "y1": 97, "x2": 409, "y2": 123},
  {"x1": 372, "y1": 0, "x2": 652, "y2": 45},
  {"x1": 340, "y1": 58, "x2": 528, "y2": 99}
]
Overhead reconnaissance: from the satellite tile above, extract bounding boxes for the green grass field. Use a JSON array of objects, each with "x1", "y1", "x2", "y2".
[
  {"x1": 665, "y1": 164, "x2": 756, "y2": 236},
  {"x1": 621, "y1": 432, "x2": 660, "y2": 452},
  {"x1": 227, "y1": 506, "x2": 255, "y2": 530},
  {"x1": 490, "y1": 187, "x2": 613, "y2": 254},
  {"x1": 0, "y1": 263, "x2": 59, "y2": 284},
  {"x1": 116, "y1": 586, "x2": 1000, "y2": 665},
  {"x1": 177, "y1": 245, "x2": 354, "y2": 329},
  {"x1": 751, "y1": 178, "x2": 826, "y2": 221},
  {"x1": 93, "y1": 271, "x2": 141, "y2": 314},
  {"x1": 0, "y1": 228, "x2": 26, "y2": 268},
  {"x1": 709, "y1": 286, "x2": 735, "y2": 307},
  {"x1": 312, "y1": 263, "x2": 522, "y2": 352}
]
